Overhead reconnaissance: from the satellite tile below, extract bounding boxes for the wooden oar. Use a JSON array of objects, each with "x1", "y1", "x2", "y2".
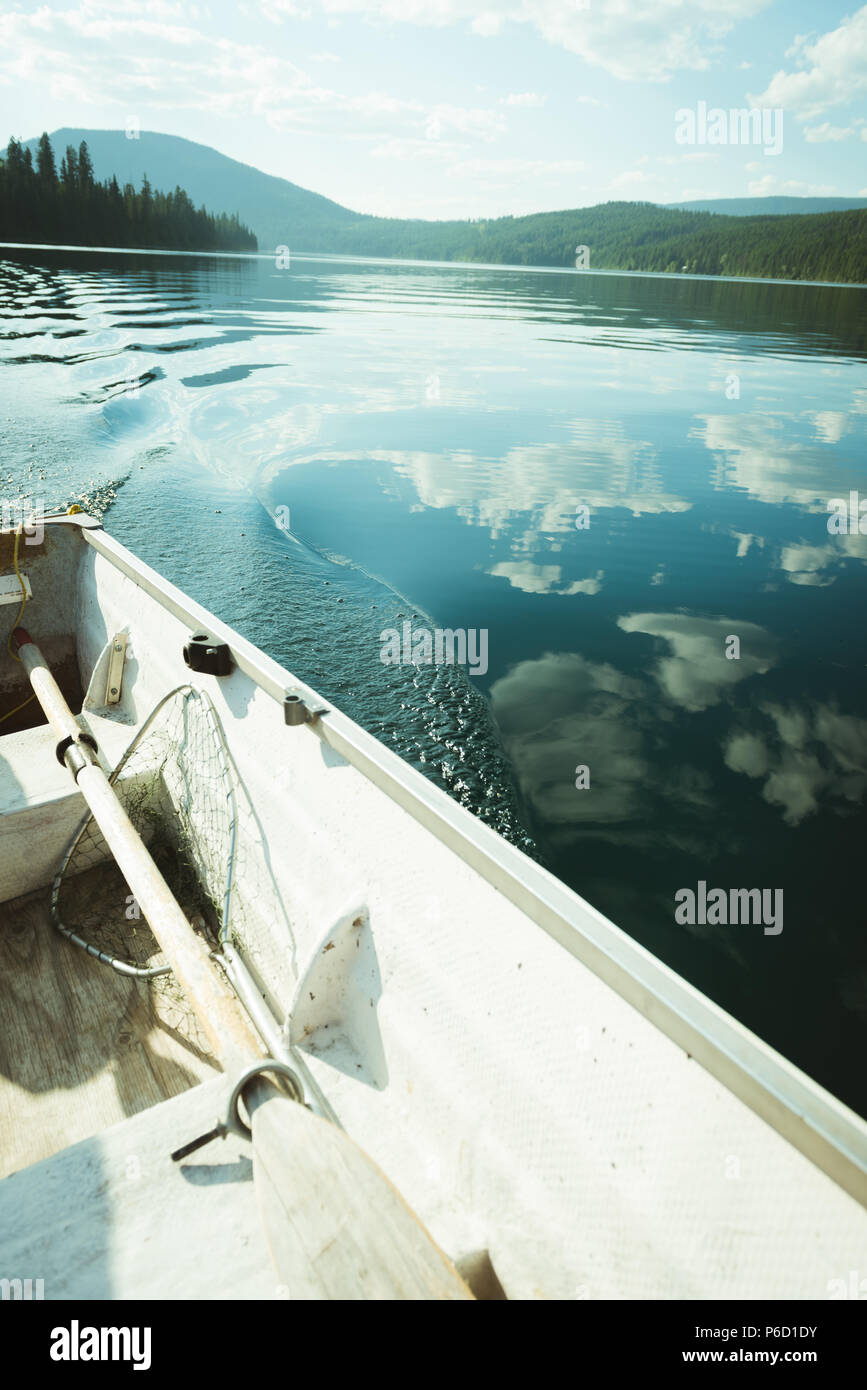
[{"x1": 13, "y1": 627, "x2": 473, "y2": 1301}]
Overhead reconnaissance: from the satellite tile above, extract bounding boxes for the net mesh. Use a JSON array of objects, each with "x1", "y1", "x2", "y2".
[{"x1": 52, "y1": 686, "x2": 251, "y2": 1054}]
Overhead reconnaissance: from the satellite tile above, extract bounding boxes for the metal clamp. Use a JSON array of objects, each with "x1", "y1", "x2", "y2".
[
  {"x1": 283, "y1": 689, "x2": 329, "y2": 726},
  {"x1": 56, "y1": 731, "x2": 99, "y2": 777},
  {"x1": 170, "y1": 1058, "x2": 304, "y2": 1162}
]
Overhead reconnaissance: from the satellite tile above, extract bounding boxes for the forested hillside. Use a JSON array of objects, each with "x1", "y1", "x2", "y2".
[
  {"x1": 311, "y1": 201, "x2": 867, "y2": 283},
  {"x1": 0, "y1": 134, "x2": 257, "y2": 252}
]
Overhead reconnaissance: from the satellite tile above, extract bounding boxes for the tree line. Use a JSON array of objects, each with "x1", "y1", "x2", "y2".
[
  {"x1": 304, "y1": 200, "x2": 867, "y2": 284},
  {"x1": 0, "y1": 134, "x2": 257, "y2": 252}
]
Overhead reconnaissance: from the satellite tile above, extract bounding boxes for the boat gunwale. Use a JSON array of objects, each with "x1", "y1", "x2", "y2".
[{"x1": 11, "y1": 514, "x2": 865, "y2": 1207}]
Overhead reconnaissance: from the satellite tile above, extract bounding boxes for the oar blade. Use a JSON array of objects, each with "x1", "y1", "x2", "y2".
[{"x1": 251, "y1": 1096, "x2": 473, "y2": 1301}]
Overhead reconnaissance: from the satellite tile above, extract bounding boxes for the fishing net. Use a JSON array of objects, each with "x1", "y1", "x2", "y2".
[{"x1": 51, "y1": 685, "x2": 252, "y2": 1056}]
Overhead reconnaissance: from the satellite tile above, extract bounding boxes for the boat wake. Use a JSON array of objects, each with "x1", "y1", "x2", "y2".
[{"x1": 255, "y1": 501, "x2": 540, "y2": 859}]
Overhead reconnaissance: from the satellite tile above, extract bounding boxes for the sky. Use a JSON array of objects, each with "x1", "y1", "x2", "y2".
[{"x1": 1, "y1": 0, "x2": 866, "y2": 218}]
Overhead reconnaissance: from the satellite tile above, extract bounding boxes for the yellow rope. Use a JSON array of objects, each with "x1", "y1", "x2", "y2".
[
  {"x1": 0, "y1": 691, "x2": 37, "y2": 725},
  {"x1": 0, "y1": 525, "x2": 36, "y2": 727}
]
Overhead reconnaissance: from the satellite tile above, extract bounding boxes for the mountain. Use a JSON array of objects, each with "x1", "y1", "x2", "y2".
[
  {"x1": 23, "y1": 128, "x2": 364, "y2": 251},
  {"x1": 18, "y1": 129, "x2": 867, "y2": 283},
  {"x1": 668, "y1": 197, "x2": 867, "y2": 217}
]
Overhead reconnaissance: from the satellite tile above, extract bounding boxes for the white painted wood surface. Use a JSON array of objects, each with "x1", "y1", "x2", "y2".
[
  {"x1": 0, "y1": 1077, "x2": 277, "y2": 1299},
  {"x1": 0, "y1": 725, "x2": 87, "y2": 902}
]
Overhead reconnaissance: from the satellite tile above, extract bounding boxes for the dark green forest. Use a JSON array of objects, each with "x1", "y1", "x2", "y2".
[
  {"x1": 312, "y1": 201, "x2": 867, "y2": 283},
  {"x1": 0, "y1": 134, "x2": 257, "y2": 252}
]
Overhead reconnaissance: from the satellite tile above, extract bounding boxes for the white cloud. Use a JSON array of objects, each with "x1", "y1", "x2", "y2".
[
  {"x1": 313, "y1": 0, "x2": 772, "y2": 83},
  {"x1": 488, "y1": 652, "x2": 652, "y2": 826},
  {"x1": 425, "y1": 104, "x2": 507, "y2": 140},
  {"x1": 724, "y1": 730, "x2": 768, "y2": 777},
  {"x1": 654, "y1": 152, "x2": 717, "y2": 164},
  {"x1": 502, "y1": 91, "x2": 546, "y2": 107},
  {"x1": 385, "y1": 424, "x2": 687, "y2": 552},
  {"x1": 369, "y1": 137, "x2": 455, "y2": 162},
  {"x1": 747, "y1": 175, "x2": 835, "y2": 196},
  {"x1": 724, "y1": 701, "x2": 867, "y2": 826},
  {"x1": 779, "y1": 533, "x2": 867, "y2": 587},
  {"x1": 0, "y1": 5, "x2": 319, "y2": 125},
  {"x1": 0, "y1": 1, "x2": 505, "y2": 152},
  {"x1": 730, "y1": 531, "x2": 764, "y2": 559},
  {"x1": 488, "y1": 562, "x2": 603, "y2": 595},
  {"x1": 784, "y1": 33, "x2": 813, "y2": 60},
  {"x1": 803, "y1": 121, "x2": 854, "y2": 141},
  {"x1": 693, "y1": 413, "x2": 861, "y2": 512},
  {"x1": 471, "y1": 12, "x2": 502, "y2": 37},
  {"x1": 609, "y1": 169, "x2": 655, "y2": 190},
  {"x1": 617, "y1": 613, "x2": 778, "y2": 712},
  {"x1": 779, "y1": 542, "x2": 839, "y2": 587},
  {"x1": 447, "y1": 156, "x2": 584, "y2": 181},
  {"x1": 810, "y1": 410, "x2": 849, "y2": 444},
  {"x1": 266, "y1": 0, "x2": 314, "y2": 17},
  {"x1": 750, "y1": 6, "x2": 867, "y2": 120},
  {"x1": 489, "y1": 651, "x2": 718, "y2": 842}
]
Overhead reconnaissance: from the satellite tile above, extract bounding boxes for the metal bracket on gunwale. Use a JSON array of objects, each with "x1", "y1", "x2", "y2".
[
  {"x1": 183, "y1": 630, "x2": 234, "y2": 677},
  {"x1": 283, "y1": 689, "x2": 329, "y2": 726},
  {"x1": 104, "y1": 632, "x2": 127, "y2": 706}
]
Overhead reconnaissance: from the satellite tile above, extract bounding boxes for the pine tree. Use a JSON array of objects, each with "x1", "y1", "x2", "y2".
[
  {"x1": 77, "y1": 140, "x2": 94, "y2": 192},
  {"x1": 36, "y1": 132, "x2": 56, "y2": 184},
  {"x1": 60, "y1": 145, "x2": 78, "y2": 193}
]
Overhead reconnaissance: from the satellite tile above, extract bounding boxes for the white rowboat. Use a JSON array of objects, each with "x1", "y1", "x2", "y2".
[{"x1": 0, "y1": 512, "x2": 865, "y2": 1300}]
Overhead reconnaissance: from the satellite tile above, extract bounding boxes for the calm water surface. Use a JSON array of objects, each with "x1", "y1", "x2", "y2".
[{"x1": 1, "y1": 247, "x2": 866, "y2": 1114}]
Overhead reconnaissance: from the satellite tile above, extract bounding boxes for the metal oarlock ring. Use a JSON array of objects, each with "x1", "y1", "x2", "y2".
[
  {"x1": 228, "y1": 1058, "x2": 305, "y2": 1136},
  {"x1": 170, "y1": 1058, "x2": 306, "y2": 1161}
]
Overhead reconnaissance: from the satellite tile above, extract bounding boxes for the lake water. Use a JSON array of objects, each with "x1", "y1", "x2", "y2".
[{"x1": 1, "y1": 246, "x2": 866, "y2": 1115}]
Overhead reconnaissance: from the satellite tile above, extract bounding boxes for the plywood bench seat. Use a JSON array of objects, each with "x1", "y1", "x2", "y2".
[{"x1": 0, "y1": 715, "x2": 136, "y2": 903}]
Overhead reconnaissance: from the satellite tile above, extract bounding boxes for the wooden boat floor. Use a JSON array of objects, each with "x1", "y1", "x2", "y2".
[{"x1": 0, "y1": 882, "x2": 221, "y2": 1179}]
